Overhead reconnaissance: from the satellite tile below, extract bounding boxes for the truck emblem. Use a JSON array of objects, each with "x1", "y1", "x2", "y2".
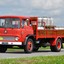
[{"x1": 4, "y1": 30, "x2": 7, "y2": 34}]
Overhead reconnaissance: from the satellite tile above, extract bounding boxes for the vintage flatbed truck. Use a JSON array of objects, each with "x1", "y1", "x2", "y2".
[{"x1": 0, "y1": 16, "x2": 63, "y2": 53}]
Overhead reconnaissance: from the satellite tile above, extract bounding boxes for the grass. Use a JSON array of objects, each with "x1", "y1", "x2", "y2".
[{"x1": 0, "y1": 55, "x2": 64, "y2": 64}]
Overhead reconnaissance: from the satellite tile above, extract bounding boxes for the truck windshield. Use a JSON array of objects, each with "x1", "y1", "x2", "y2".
[{"x1": 0, "y1": 18, "x2": 20, "y2": 28}]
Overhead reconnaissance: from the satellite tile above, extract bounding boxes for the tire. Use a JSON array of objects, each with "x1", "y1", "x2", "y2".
[
  {"x1": 24, "y1": 39, "x2": 34, "y2": 53},
  {"x1": 61, "y1": 43, "x2": 63, "y2": 48},
  {"x1": 0, "y1": 45, "x2": 7, "y2": 53},
  {"x1": 33, "y1": 47, "x2": 39, "y2": 52},
  {"x1": 50, "y1": 39, "x2": 61, "y2": 52}
]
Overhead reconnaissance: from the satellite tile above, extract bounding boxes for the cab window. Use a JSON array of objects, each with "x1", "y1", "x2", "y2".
[{"x1": 21, "y1": 19, "x2": 29, "y2": 27}]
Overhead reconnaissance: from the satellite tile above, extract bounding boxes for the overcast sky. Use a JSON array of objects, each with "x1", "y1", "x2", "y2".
[{"x1": 0, "y1": 0, "x2": 64, "y2": 26}]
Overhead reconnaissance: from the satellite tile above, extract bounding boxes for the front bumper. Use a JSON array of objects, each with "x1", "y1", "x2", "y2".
[{"x1": 0, "y1": 42, "x2": 22, "y2": 45}]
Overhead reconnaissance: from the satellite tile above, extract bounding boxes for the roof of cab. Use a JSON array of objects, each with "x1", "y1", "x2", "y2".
[{"x1": 0, "y1": 15, "x2": 29, "y2": 19}]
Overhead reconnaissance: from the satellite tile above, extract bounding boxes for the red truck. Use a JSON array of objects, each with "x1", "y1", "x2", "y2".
[{"x1": 0, "y1": 16, "x2": 63, "y2": 53}]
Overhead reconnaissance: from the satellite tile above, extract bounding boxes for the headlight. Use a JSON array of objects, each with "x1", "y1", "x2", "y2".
[{"x1": 15, "y1": 37, "x2": 19, "y2": 41}]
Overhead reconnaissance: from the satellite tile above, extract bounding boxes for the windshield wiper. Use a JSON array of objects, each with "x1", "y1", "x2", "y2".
[
  {"x1": 0, "y1": 26, "x2": 5, "y2": 28},
  {"x1": 7, "y1": 26, "x2": 14, "y2": 29}
]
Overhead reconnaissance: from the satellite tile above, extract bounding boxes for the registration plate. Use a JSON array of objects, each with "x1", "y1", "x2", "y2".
[{"x1": 2, "y1": 42, "x2": 8, "y2": 45}]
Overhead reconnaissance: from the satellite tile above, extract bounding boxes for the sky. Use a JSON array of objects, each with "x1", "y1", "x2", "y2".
[{"x1": 0, "y1": 0, "x2": 64, "y2": 26}]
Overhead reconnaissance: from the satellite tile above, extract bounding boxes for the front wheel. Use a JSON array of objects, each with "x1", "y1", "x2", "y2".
[
  {"x1": 50, "y1": 39, "x2": 61, "y2": 52},
  {"x1": 0, "y1": 45, "x2": 7, "y2": 53},
  {"x1": 24, "y1": 39, "x2": 34, "y2": 53}
]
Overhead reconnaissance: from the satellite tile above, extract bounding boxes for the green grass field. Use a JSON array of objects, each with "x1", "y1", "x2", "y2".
[{"x1": 0, "y1": 55, "x2": 64, "y2": 64}]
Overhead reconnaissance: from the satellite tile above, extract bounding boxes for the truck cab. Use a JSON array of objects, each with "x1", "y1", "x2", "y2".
[{"x1": 0, "y1": 16, "x2": 33, "y2": 53}]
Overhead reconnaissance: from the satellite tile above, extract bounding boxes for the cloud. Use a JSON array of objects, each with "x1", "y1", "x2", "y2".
[
  {"x1": 0, "y1": 0, "x2": 64, "y2": 9},
  {"x1": 31, "y1": 0, "x2": 64, "y2": 9},
  {"x1": 0, "y1": 0, "x2": 63, "y2": 17}
]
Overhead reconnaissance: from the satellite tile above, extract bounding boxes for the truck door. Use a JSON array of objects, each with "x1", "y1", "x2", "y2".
[{"x1": 21, "y1": 19, "x2": 33, "y2": 40}]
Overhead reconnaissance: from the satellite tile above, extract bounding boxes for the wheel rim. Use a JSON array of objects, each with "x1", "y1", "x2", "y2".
[
  {"x1": 57, "y1": 42, "x2": 61, "y2": 49},
  {"x1": 27, "y1": 41, "x2": 32, "y2": 51}
]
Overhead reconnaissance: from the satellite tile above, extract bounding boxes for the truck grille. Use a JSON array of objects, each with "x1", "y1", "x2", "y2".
[{"x1": 0, "y1": 36, "x2": 15, "y2": 41}]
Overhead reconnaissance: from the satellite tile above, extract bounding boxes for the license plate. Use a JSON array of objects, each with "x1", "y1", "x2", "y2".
[
  {"x1": 2, "y1": 42, "x2": 8, "y2": 45},
  {"x1": 0, "y1": 37, "x2": 3, "y2": 40}
]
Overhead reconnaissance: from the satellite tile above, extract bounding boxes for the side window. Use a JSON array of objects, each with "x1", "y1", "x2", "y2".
[
  {"x1": 24, "y1": 21, "x2": 28, "y2": 26},
  {"x1": 21, "y1": 19, "x2": 29, "y2": 27},
  {"x1": 21, "y1": 20, "x2": 24, "y2": 27}
]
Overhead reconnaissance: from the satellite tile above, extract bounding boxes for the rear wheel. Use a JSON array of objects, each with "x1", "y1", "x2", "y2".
[
  {"x1": 0, "y1": 45, "x2": 7, "y2": 53},
  {"x1": 24, "y1": 39, "x2": 34, "y2": 53},
  {"x1": 50, "y1": 39, "x2": 61, "y2": 52}
]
